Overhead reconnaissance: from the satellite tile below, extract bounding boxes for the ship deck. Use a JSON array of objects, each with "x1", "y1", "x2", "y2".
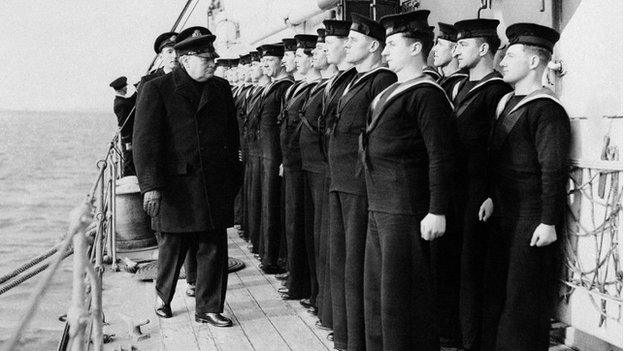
[
  {"x1": 101, "y1": 228, "x2": 334, "y2": 351},
  {"x1": 100, "y1": 229, "x2": 576, "y2": 351}
]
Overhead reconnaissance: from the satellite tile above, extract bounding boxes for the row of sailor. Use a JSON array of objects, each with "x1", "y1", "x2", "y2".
[{"x1": 124, "y1": 6, "x2": 569, "y2": 351}]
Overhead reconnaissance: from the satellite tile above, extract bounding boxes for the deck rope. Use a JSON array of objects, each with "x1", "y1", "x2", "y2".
[
  {"x1": 0, "y1": 245, "x2": 61, "y2": 285},
  {"x1": 0, "y1": 249, "x2": 73, "y2": 296}
]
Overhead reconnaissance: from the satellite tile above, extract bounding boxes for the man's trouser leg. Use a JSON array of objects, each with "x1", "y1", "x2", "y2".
[
  {"x1": 329, "y1": 191, "x2": 347, "y2": 349},
  {"x1": 341, "y1": 192, "x2": 368, "y2": 351},
  {"x1": 481, "y1": 217, "x2": 559, "y2": 351},
  {"x1": 195, "y1": 229, "x2": 229, "y2": 314},
  {"x1": 284, "y1": 167, "x2": 310, "y2": 296},
  {"x1": 261, "y1": 157, "x2": 282, "y2": 267},
  {"x1": 248, "y1": 156, "x2": 263, "y2": 254},
  {"x1": 156, "y1": 232, "x2": 189, "y2": 304},
  {"x1": 364, "y1": 211, "x2": 439, "y2": 351},
  {"x1": 318, "y1": 174, "x2": 333, "y2": 327}
]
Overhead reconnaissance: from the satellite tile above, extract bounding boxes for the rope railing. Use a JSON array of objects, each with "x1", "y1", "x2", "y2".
[{"x1": 563, "y1": 162, "x2": 622, "y2": 327}]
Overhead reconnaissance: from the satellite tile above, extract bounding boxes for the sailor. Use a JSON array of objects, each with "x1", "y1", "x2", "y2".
[
  {"x1": 277, "y1": 34, "x2": 319, "y2": 302},
  {"x1": 297, "y1": 27, "x2": 337, "y2": 319},
  {"x1": 233, "y1": 54, "x2": 254, "y2": 239},
  {"x1": 244, "y1": 50, "x2": 270, "y2": 258},
  {"x1": 256, "y1": 43, "x2": 293, "y2": 274},
  {"x1": 433, "y1": 22, "x2": 469, "y2": 98},
  {"x1": 215, "y1": 58, "x2": 230, "y2": 78},
  {"x1": 133, "y1": 33, "x2": 242, "y2": 327},
  {"x1": 429, "y1": 20, "x2": 466, "y2": 350},
  {"x1": 110, "y1": 76, "x2": 137, "y2": 176},
  {"x1": 451, "y1": 18, "x2": 512, "y2": 351},
  {"x1": 329, "y1": 14, "x2": 396, "y2": 351},
  {"x1": 229, "y1": 58, "x2": 241, "y2": 92},
  {"x1": 282, "y1": 38, "x2": 299, "y2": 80},
  {"x1": 480, "y1": 23, "x2": 569, "y2": 351},
  {"x1": 136, "y1": 31, "x2": 179, "y2": 97},
  {"x1": 362, "y1": 10, "x2": 455, "y2": 351},
  {"x1": 315, "y1": 19, "x2": 356, "y2": 339}
]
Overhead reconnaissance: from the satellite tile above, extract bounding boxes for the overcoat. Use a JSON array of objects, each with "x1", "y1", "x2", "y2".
[
  {"x1": 133, "y1": 68, "x2": 242, "y2": 233},
  {"x1": 113, "y1": 93, "x2": 137, "y2": 144}
]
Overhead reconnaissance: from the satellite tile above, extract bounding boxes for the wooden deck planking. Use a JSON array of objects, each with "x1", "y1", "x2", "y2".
[{"x1": 228, "y1": 232, "x2": 333, "y2": 351}]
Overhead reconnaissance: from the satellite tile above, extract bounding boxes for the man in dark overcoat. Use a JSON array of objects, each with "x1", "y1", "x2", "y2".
[
  {"x1": 451, "y1": 18, "x2": 512, "y2": 351},
  {"x1": 133, "y1": 33, "x2": 242, "y2": 327},
  {"x1": 480, "y1": 23, "x2": 569, "y2": 351},
  {"x1": 328, "y1": 14, "x2": 397, "y2": 351}
]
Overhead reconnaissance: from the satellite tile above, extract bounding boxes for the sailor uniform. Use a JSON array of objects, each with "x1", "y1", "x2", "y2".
[
  {"x1": 113, "y1": 89, "x2": 137, "y2": 176},
  {"x1": 234, "y1": 84, "x2": 254, "y2": 234},
  {"x1": 451, "y1": 70, "x2": 512, "y2": 349},
  {"x1": 257, "y1": 77, "x2": 294, "y2": 269},
  {"x1": 438, "y1": 68, "x2": 469, "y2": 100},
  {"x1": 244, "y1": 85, "x2": 266, "y2": 255},
  {"x1": 360, "y1": 75, "x2": 455, "y2": 351},
  {"x1": 482, "y1": 89, "x2": 570, "y2": 351},
  {"x1": 328, "y1": 66, "x2": 397, "y2": 350},
  {"x1": 280, "y1": 80, "x2": 317, "y2": 296},
  {"x1": 298, "y1": 78, "x2": 330, "y2": 309},
  {"x1": 318, "y1": 67, "x2": 357, "y2": 329}
]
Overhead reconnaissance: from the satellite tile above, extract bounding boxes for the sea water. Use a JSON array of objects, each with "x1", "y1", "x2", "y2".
[{"x1": 0, "y1": 110, "x2": 116, "y2": 349}]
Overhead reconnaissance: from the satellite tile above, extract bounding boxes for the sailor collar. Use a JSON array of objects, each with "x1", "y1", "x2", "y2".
[
  {"x1": 262, "y1": 76, "x2": 294, "y2": 97},
  {"x1": 325, "y1": 67, "x2": 357, "y2": 96},
  {"x1": 342, "y1": 66, "x2": 393, "y2": 97},
  {"x1": 370, "y1": 75, "x2": 451, "y2": 112},
  {"x1": 495, "y1": 88, "x2": 563, "y2": 119},
  {"x1": 452, "y1": 70, "x2": 504, "y2": 102}
]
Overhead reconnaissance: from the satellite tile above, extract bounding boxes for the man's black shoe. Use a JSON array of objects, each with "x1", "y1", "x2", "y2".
[
  {"x1": 327, "y1": 332, "x2": 334, "y2": 342},
  {"x1": 299, "y1": 298, "x2": 314, "y2": 309},
  {"x1": 277, "y1": 287, "x2": 289, "y2": 294},
  {"x1": 253, "y1": 254, "x2": 261, "y2": 260},
  {"x1": 281, "y1": 292, "x2": 303, "y2": 300},
  {"x1": 275, "y1": 272, "x2": 289, "y2": 281},
  {"x1": 195, "y1": 312, "x2": 233, "y2": 327},
  {"x1": 186, "y1": 283, "x2": 196, "y2": 297},
  {"x1": 315, "y1": 320, "x2": 331, "y2": 331},
  {"x1": 154, "y1": 299, "x2": 172, "y2": 318}
]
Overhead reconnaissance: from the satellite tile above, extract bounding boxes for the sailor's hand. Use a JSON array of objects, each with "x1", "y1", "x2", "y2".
[
  {"x1": 478, "y1": 198, "x2": 494, "y2": 222},
  {"x1": 279, "y1": 164, "x2": 283, "y2": 177},
  {"x1": 125, "y1": 143, "x2": 132, "y2": 151},
  {"x1": 143, "y1": 190, "x2": 162, "y2": 217},
  {"x1": 420, "y1": 213, "x2": 446, "y2": 241},
  {"x1": 530, "y1": 223, "x2": 557, "y2": 247}
]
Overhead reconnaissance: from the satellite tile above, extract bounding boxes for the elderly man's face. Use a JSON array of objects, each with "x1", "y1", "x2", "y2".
[{"x1": 182, "y1": 55, "x2": 215, "y2": 82}]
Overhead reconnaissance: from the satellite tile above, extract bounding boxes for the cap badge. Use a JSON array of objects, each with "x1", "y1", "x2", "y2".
[{"x1": 192, "y1": 30, "x2": 201, "y2": 37}]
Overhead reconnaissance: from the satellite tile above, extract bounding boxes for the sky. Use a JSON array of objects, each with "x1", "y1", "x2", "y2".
[
  {"x1": 0, "y1": 1, "x2": 198, "y2": 112},
  {"x1": 0, "y1": 0, "x2": 316, "y2": 113}
]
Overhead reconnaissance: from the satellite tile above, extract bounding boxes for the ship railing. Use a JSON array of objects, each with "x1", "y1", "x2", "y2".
[{"x1": 1, "y1": 135, "x2": 123, "y2": 351}]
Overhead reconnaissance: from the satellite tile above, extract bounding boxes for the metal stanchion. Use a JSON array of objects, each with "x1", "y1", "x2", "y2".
[{"x1": 109, "y1": 152, "x2": 118, "y2": 271}]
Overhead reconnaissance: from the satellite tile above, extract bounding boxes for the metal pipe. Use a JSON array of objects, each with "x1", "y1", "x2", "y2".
[{"x1": 110, "y1": 157, "x2": 118, "y2": 271}]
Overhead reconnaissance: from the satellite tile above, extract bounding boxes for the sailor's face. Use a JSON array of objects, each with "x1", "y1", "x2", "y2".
[
  {"x1": 312, "y1": 42, "x2": 329, "y2": 69},
  {"x1": 282, "y1": 51, "x2": 297, "y2": 73},
  {"x1": 499, "y1": 44, "x2": 530, "y2": 85},
  {"x1": 263, "y1": 56, "x2": 282, "y2": 77},
  {"x1": 214, "y1": 66, "x2": 224, "y2": 78},
  {"x1": 183, "y1": 55, "x2": 215, "y2": 82},
  {"x1": 251, "y1": 61, "x2": 263, "y2": 80},
  {"x1": 433, "y1": 38, "x2": 455, "y2": 67},
  {"x1": 381, "y1": 33, "x2": 414, "y2": 73},
  {"x1": 325, "y1": 36, "x2": 347, "y2": 65},
  {"x1": 238, "y1": 65, "x2": 247, "y2": 82},
  {"x1": 345, "y1": 31, "x2": 372, "y2": 64},
  {"x1": 454, "y1": 38, "x2": 481, "y2": 69},
  {"x1": 295, "y1": 48, "x2": 312, "y2": 75},
  {"x1": 161, "y1": 46, "x2": 178, "y2": 70}
]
